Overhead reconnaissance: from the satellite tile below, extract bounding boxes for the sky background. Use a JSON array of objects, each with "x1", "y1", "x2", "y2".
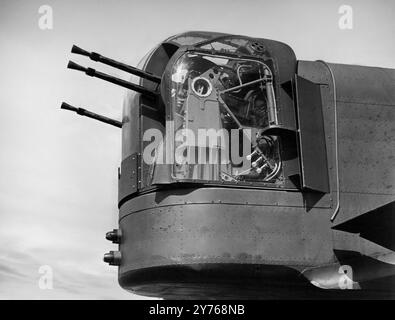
[{"x1": 0, "y1": 0, "x2": 394, "y2": 299}]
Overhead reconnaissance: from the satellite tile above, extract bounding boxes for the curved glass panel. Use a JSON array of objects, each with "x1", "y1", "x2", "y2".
[
  {"x1": 121, "y1": 47, "x2": 157, "y2": 160},
  {"x1": 165, "y1": 52, "x2": 282, "y2": 184},
  {"x1": 198, "y1": 37, "x2": 251, "y2": 55},
  {"x1": 165, "y1": 32, "x2": 226, "y2": 46}
]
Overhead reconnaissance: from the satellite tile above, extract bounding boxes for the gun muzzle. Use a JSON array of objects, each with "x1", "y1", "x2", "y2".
[
  {"x1": 60, "y1": 101, "x2": 78, "y2": 113},
  {"x1": 70, "y1": 45, "x2": 90, "y2": 57},
  {"x1": 67, "y1": 60, "x2": 86, "y2": 73},
  {"x1": 71, "y1": 45, "x2": 161, "y2": 84},
  {"x1": 61, "y1": 102, "x2": 122, "y2": 128},
  {"x1": 67, "y1": 60, "x2": 157, "y2": 98}
]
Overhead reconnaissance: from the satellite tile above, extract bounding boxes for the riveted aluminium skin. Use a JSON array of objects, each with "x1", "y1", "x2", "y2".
[{"x1": 113, "y1": 32, "x2": 395, "y2": 299}]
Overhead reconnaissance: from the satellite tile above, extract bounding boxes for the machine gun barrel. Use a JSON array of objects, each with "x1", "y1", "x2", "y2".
[
  {"x1": 61, "y1": 102, "x2": 122, "y2": 128},
  {"x1": 67, "y1": 61, "x2": 158, "y2": 98},
  {"x1": 71, "y1": 45, "x2": 161, "y2": 83}
]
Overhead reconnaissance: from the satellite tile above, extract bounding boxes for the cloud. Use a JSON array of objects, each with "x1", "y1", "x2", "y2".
[
  {"x1": 0, "y1": 264, "x2": 28, "y2": 280},
  {"x1": 0, "y1": 240, "x2": 137, "y2": 299}
]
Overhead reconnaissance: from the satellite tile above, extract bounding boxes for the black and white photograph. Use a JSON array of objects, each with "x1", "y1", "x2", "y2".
[{"x1": 0, "y1": 0, "x2": 394, "y2": 306}]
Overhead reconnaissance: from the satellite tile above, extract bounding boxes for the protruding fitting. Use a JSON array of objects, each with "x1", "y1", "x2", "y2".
[
  {"x1": 252, "y1": 156, "x2": 263, "y2": 168},
  {"x1": 103, "y1": 251, "x2": 122, "y2": 266},
  {"x1": 257, "y1": 163, "x2": 268, "y2": 174},
  {"x1": 106, "y1": 229, "x2": 122, "y2": 244},
  {"x1": 246, "y1": 149, "x2": 258, "y2": 161}
]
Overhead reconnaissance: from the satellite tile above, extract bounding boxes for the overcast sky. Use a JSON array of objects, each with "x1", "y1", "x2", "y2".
[{"x1": 0, "y1": 0, "x2": 394, "y2": 299}]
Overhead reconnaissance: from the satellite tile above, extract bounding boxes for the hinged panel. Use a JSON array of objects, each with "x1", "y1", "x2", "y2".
[{"x1": 295, "y1": 75, "x2": 329, "y2": 193}]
